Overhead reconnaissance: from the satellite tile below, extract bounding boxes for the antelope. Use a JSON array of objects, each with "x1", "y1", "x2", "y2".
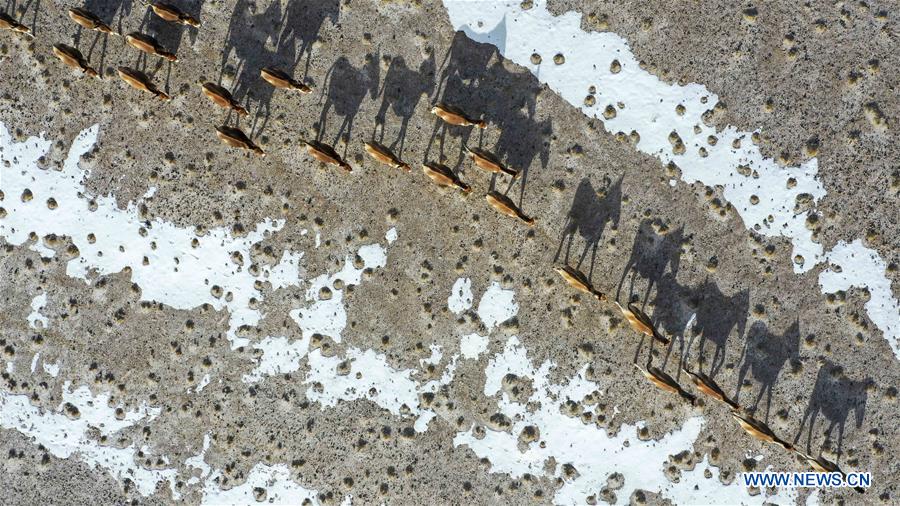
[
  {"x1": 52, "y1": 44, "x2": 99, "y2": 78},
  {"x1": 465, "y1": 146, "x2": 519, "y2": 178},
  {"x1": 681, "y1": 367, "x2": 740, "y2": 410},
  {"x1": 554, "y1": 265, "x2": 606, "y2": 302},
  {"x1": 304, "y1": 140, "x2": 351, "y2": 172},
  {"x1": 117, "y1": 67, "x2": 170, "y2": 100},
  {"x1": 634, "y1": 363, "x2": 696, "y2": 405},
  {"x1": 147, "y1": 2, "x2": 200, "y2": 27},
  {"x1": 364, "y1": 142, "x2": 410, "y2": 172},
  {"x1": 795, "y1": 452, "x2": 865, "y2": 493},
  {"x1": 431, "y1": 103, "x2": 486, "y2": 129},
  {"x1": 422, "y1": 162, "x2": 470, "y2": 193},
  {"x1": 67, "y1": 8, "x2": 115, "y2": 35},
  {"x1": 485, "y1": 191, "x2": 534, "y2": 227},
  {"x1": 260, "y1": 67, "x2": 311, "y2": 93},
  {"x1": 730, "y1": 411, "x2": 793, "y2": 450},
  {"x1": 125, "y1": 32, "x2": 177, "y2": 61},
  {"x1": 201, "y1": 83, "x2": 248, "y2": 115},
  {"x1": 216, "y1": 126, "x2": 264, "y2": 157},
  {"x1": 0, "y1": 11, "x2": 31, "y2": 35},
  {"x1": 614, "y1": 301, "x2": 670, "y2": 345}
]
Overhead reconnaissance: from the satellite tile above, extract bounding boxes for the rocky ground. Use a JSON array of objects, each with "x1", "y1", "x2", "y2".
[{"x1": 0, "y1": 0, "x2": 897, "y2": 504}]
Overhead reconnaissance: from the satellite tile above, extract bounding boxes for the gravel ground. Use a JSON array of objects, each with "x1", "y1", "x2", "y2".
[{"x1": 0, "y1": 0, "x2": 897, "y2": 504}]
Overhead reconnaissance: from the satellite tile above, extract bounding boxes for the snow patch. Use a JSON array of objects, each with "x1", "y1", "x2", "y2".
[
  {"x1": 454, "y1": 337, "x2": 799, "y2": 504},
  {"x1": 459, "y1": 333, "x2": 489, "y2": 359},
  {"x1": 43, "y1": 361, "x2": 60, "y2": 377},
  {"x1": 442, "y1": 0, "x2": 826, "y2": 272},
  {"x1": 476, "y1": 281, "x2": 518, "y2": 330},
  {"x1": 200, "y1": 463, "x2": 318, "y2": 505},
  {"x1": 0, "y1": 123, "x2": 307, "y2": 349},
  {"x1": 819, "y1": 240, "x2": 900, "y2": 358},
  {"x1": 27, "y1": 293, "x2": 48, "y2": 329},
  {"x1": 448, "y1": 277, "x2": 474, "y2": 313},
  {"x1": 0, "y1": 382, "x2": 179, "y2": 498},
  {"x1": 196, "y1": 374, "x2": 211, "y2": 393}
]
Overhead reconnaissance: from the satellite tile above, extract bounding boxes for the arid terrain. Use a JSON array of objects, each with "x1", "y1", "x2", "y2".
[{"x1": 1, "y1": 0, "x2": 898, "y2": 504}]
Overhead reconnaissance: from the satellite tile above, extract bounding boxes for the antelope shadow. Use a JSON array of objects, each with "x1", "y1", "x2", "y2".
[
  {"x1": 316, "y1": 54, "x2": 380, "y2": 153},
  {"x1": 81, "y1": 0, "x2": 133, "y2": 37},
  {"x1": 136, "y1": 0, "x2": 204, "y2": 90},
  {"x1": 793, "y1": 360, "x2": 869, "y2": 459},
  {"x1": 616, "y1": 219, "x2": 685, "y2": 307},
  {"x1": 429, "y1": 28, "x2": 550, "y2": 210},
  {"x1": 554, "y1": 176, "x2": 622, "y2": 282},
  {"x1": 686, "y1": 279, "x2": 749, "y2": 378},
  {"x1": 372, "y1": 54, "x2": 435, "y2": 159},
  {"x1": 734, "y1": 321, "x2": 801, "y2": 422},
  {"x1": 4, "y1": 0, "x2": 40, "y2": 36},
  {"x1": 650, "y1": 274, "x2": 749, "y2": 378},
  {"x1": 491, "y1": 101, "x2": 551, "y2": 208},
  {"x1": 220, "y1": 0, "x2": 337, "y2": 136},
  {"x1": 278, "y1": 0, "x2": 339, "y2": 78},
  {"x1": 426, "y1": 29, "x2": 501, "y2": 169},
  {"x1": 72, "y1": 0, "x2": 131, "y2": 71}
]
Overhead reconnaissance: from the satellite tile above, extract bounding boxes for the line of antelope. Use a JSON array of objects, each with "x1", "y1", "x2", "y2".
[
  {"x1": 3, "y1": 2, "x2": 863, "y2": 493},
  {"x1": 4, "y1": 3, "x2": 534, "y2": 228}
]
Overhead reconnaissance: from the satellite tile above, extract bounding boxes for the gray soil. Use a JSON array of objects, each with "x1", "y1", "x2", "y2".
[{"x1": 1, "y1": 0, "x2": 897, "y2": 504}]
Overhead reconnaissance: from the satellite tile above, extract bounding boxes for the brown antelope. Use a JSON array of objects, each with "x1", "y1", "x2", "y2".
[
  {"x1": 201, "y1": 83, "x2": 248, "y2": 116},
  {"x1": 635, "y1": 363, "x2": 696, "y2": 405},
  {"x1": 422, "y1": 162, "x2": 471, "y2": 193},
  {"x1": 304, "y1": 141, "x2": 351, "y2": 172},
  {"x1": 1, "y1": 11, "x2": 32, "y2": 35},
  {"x1": 117, "y1": 67, "x2": 170, "y2": 100},
  {"x1": 148, "y1": 2, "x2": 200, "y2": 27},
  {"x1": 125, "y1": 32, "x2": 177, "y2": 61},
  {"x1": 216, "y1": 126, "x2": 264, "y2": 157},
  {"x1": 67, "y1": 8, "x2": 115, "y2": 35},
  {"x1": 364, "y1": 142, "x2": 410, "y2": 172},
  {"x1": 52, "y1": 44, "x2": 99, "y2": 78},
  {"x1": 261, "y1": 67, "x2": 312, "y2": 93},
  {"x1": 554, "y1": 265, "x2": 606, "y2": 302},
  {"x1": 431, "y1": 103, "x2": 486, "y2": 129},
  {"x1": 614, "y1": 301, "x2": 670, "y2": 345},
  {"x1": 465, "y1": 146, "x2": 519, "y2": 178},
  {"x1": 485, "y1": 191, "x2": 534, "y2": 227},
  {"x1": 795, "y1": 452, "x2": 865, "y2": 493},
  {"x1": 730, "y1": 411, "x2": 793, "y2": 450},
  {"x1": 681, "y1": 367, "x2": 740, "y2": 410}
]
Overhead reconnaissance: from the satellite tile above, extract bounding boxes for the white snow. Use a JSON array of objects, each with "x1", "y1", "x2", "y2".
[
  {"x1": 454, "y1": 336, "x2": 800, "y2": 505},
  {"x1": 819, "y1": 240, "x2": 900, "y2": 358},
  {"x1": 385, "y1": 227, "x2": 398, "y2": 244},
  {"x1": 200, "y1": 463, "x2": 319, "y2": 506},
  {"x1": 448, "y1": 277, "x2": 474, "y2": 313},
  {"x1": 0, "y1": 122, "x2": 304, "y2": 349},
  {"x1": 43, "y1": 361, "x2": 60, "y2": 377},
  {"x1": 244, "y1": 335, "x2": 311, "y2": 383},
  {"x1": 264, "y1": 251, "x2": 304, "y2": 291},
  {"x1": 289, "y1": 243, "x2": 389, "y2": 342},
  {"x1": 0, "y1": 382, "x2": 179, "y2": 498},
  {"x1": 442, "y1": 0, "x2": 826, "y2": 273},
  {"x1": 476, "y1": 281, "x2": 518, "y2": 330},
  {"x1": 196, "y1": 373, "x2": 211, "y2": 393},
  {"x1": 420, "y1": 344, "x2": 444, "y2": 366},
  {"x1": 441, "y1": 0, "x2": 899, "y2": 361},
  {"x1": 27, "y1": 293, "x2": 48, "y2": 329},
  {"x1": 459, "y1": 333, "x2": 490, "y2": 359}
]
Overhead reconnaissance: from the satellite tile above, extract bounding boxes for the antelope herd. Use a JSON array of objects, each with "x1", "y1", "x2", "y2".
[{"x1": 1, "y1": 2, "x2": 864, "y2": 494}]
